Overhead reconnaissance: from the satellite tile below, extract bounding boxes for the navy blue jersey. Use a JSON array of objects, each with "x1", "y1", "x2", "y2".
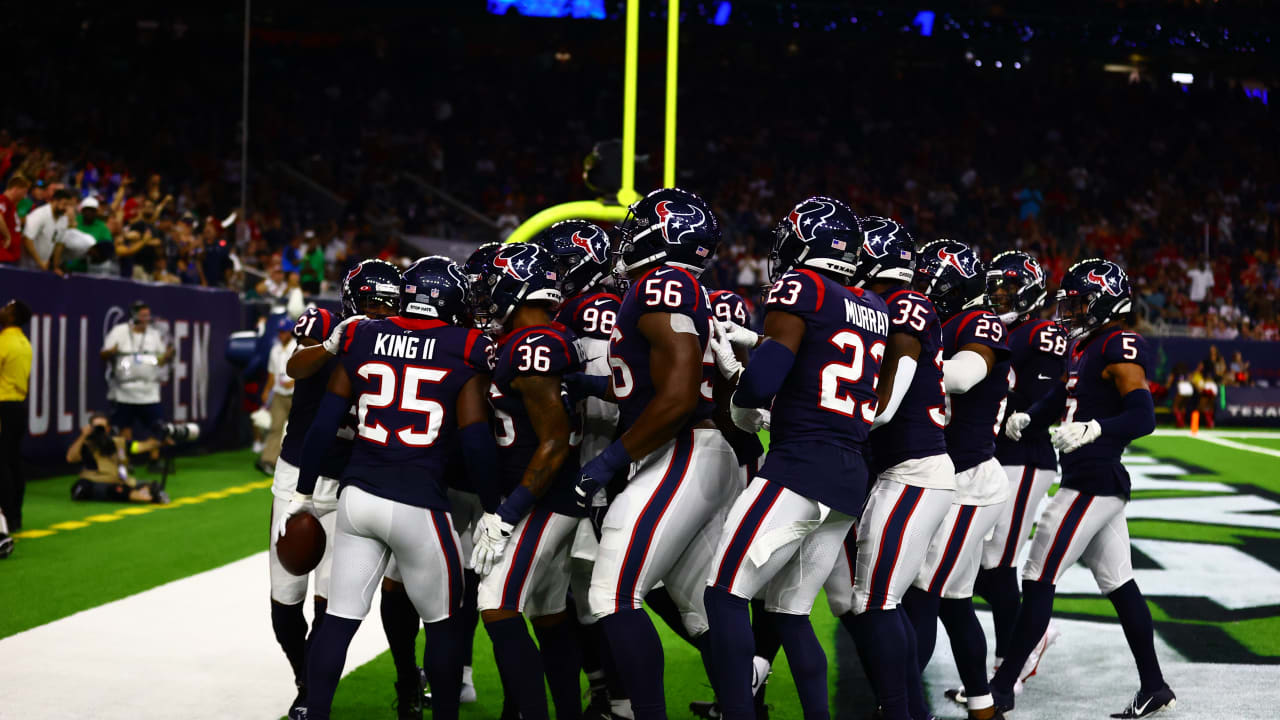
[
  {"x1": 709, "y1": 289, "x2": 751, "y2": 327},
  {"x1": 756, "y1": 269, "x2": 889, "y2": 515},
  {"x1": 280, "y1": 307, "x2": 354, "y2": 478},
  {"x1": 941, "y1": 309, "x2": 1012, "y2": 473},
  {"x1": 555, "y1": 291, "x2": 621, "y2": 342},
  {"x1": 339, "y1": 316, "x2": 493, "y2": 510},
  {"x1": 994, "y1": 319, "x2": 1068, "y2": 470},
  {"x1": 608, "y1": 265, "x2": 716, "y2": 433},
  {"x1": 1060, "y1": 328, "x2": 1152, "y2": 497},
  {"x1": 869, "y1": 289, "x2": 949, "y2": 475},
  {"x1": 490, "y1": 323, "x2": 585, "y2": 518}
]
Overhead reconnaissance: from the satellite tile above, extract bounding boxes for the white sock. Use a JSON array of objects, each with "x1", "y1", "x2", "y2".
[
  {"x1": 967, "y1": 692, "x2": 994, "y2": 711},
  {"x1": 462, "y1": 665, "x2": 472, "y2": 685},
  {"x1": 610, "y1": 699, "x2": 635, "y2": 719}
]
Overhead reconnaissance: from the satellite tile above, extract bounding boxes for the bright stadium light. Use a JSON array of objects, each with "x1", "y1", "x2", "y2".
[
  {"x1": 913, "y1": 10, "x2": 935, "y2": 37},
  {"x1": 1171, "y1": 72, "x2": 1194, "y2": 84},
  {"x1": 713, "y1": 1, "x2": 731, "y2": 26}
]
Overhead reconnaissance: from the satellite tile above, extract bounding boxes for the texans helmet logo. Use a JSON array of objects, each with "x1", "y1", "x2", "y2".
[
  {"x1": 1023, "y1": 257, "x2": 1045, "y2": 284},
  {"x1": 861, "y1": 217, "x2": 901, "y2": 258},
  {"x1": 344, "y1": 265, "x2": 361, "y2": 285},
  {"x1": 492, "y1": 244, "x2": 539, "y2": 281},
  {"x1": 654, "y1": 200, "x2": 707, "y2": 246},
  {"x1": 1086, "y1": 265, "x2": 1125, "y2": 296},
  {"x1": 937, "y1": 246, "x2": 977, "y2": 278},
  {"x1": 788, "y1": 200, "x2": 838, "y2": 242},
  {"x1": 570, "y1": 228, "x2": 606, "y2": 263}
]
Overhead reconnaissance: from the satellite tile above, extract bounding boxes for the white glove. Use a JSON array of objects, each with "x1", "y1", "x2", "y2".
[
  {"x1": 1051, "y1": 419, "x2": 1102, "y2": 454},
  {"x1": 1004, "y1": 412, "x2": 1031, "y2": 441},
  {"x1": 718, "y1": 320, "x2": 760, "y2": 350},
  {"x1": 323, "y1": 315, "x2": 364, "y2": 355},
  {"x1": 273, "y1": 491, "x2": 313, "y2": 540},
  {"x1": 470, "y1": 512, "x2": 514, "y2": 577},
  {"x1": 709, "y1": 322, "x2": 745, "y2": 382},
  {"x1": 730, "y1": 397, "x2": 768, "y2": 433}
]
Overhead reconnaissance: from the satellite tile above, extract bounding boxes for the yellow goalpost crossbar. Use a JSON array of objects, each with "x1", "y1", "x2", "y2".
[{"x1": 504, "y1": 0, "x2": 677, "y2": 244}]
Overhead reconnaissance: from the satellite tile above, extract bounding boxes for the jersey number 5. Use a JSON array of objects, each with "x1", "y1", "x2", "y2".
[
  {"x1": 355, "y1": 362, "x2": 450, "y2": 447},
  {"x1": 820, "y1": 330, "x2": 886, "y2": 422}
]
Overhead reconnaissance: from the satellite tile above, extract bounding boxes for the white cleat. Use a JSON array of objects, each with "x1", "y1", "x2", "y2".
[
  {"x1": 751, "y1": 656, "x2": 772, "y2": 696},
  {"x1": 460, "y1": 665, "x2": 476, "y2": 703},
  {"x1": 1014, "y1": 622, "x2": 1061, "y2": 695}
]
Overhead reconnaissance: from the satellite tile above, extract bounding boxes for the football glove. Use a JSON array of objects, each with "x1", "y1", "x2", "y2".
[
  {"x1": 322, "y1": 315, "x2": 364, "y2": 355},
  {"x1": 470, "y1": 512, "x2": 514, "y2": 577},
  {"x1": 718, "y1": 320, "x2": 760, "y2": 350},
  {"x1": 576, "y1": 441, "x2": 630, "y2": 508},
  {"x1": 730, "y1": 395, "x2": 770, "y2": 433},
  {"x1": 273, "y1": 491, "x2": 313, "y2": 540},
  {"x1": 1051, "y1": 419, "x2": 1101, "y2": 454},
  {"x1": 1004, "y1": 412, "x2": 1031, "y2": 441},
  {"x1": 709, "y1": 322, "x2": 745, "y2": 383}
]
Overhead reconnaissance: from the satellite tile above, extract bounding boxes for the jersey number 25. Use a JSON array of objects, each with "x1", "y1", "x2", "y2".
[{"x1": 355, "y1": 363, "x2": 449, "y2": 447}]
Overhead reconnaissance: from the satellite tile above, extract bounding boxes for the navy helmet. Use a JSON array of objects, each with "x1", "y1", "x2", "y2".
[
  {"x1": 913, "y1": 240, "x2": 987, "y2": 321},
  {"x1": 849, "y1": 215, "x2": 916, "y2": 288},
  {"x1": 341, "y1": 259, "x2": 402, "y2": 319},
  {"x1": 463, "y1": 242, "x2": 504, "y2": 327},
  {"x1": 400, "y1": 256, "x2": 471, "y2": 325},
  {"x1": 482, "y1": 243, "x2": 563, "y2": 324},
  {"x1": 986, "y1": 250, "x2": 1048, "y2": 325},
  {"x1": 770, "y1": 196, "x2": 864, "y2": 283},
  {"x1": 615, "y1": 187, "x2": 720, "y2": 277},
  {"x1": 534, "y1": 220, "x2": 612, "y2": 298},
  {"x1": 1055, "y1": 258, "x2": 1132, "y2": 340}
]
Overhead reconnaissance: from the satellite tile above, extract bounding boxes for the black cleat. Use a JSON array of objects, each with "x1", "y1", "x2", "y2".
[
  {"x1": 945, "y1": 688, "x2": 967, "y2": 705},
  {"x1": 394, "y1": 677, "x2": 425, "y2": 720},
  {"x1": 991, "y1": 686, "x2": 1015, "y2": 714},
  {"x1": 690, "y1": 700, "x2": 722, "y2": 718},
  {"x1": 287, "y1": 706, "x2": 309, "y2": 720},
  {"x1": 1111, "y1": 685, "x2": 1176, "y2": 718},
  {"x1": 0, "y1": 533, "x2": 13, "y2": 559}
]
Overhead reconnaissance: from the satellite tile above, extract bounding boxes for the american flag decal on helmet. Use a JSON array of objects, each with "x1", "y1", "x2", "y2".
[
  {"x1": 405, "y1": 285, "x2": 416, "y2": 294},
  {"x1": 430, "y1": 288, "x2": 440, "y2": 297},
  {"x1": 831, "y1": 238, "x2": 847, "y2": 251},
  {"x1": 696, "y1": 246, "x2": 709, "y2": 257}
]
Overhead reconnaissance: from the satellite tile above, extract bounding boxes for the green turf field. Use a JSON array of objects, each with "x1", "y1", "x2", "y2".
[{"x1": 3, "y1": 431, "x2": 1278, "y2": 718}]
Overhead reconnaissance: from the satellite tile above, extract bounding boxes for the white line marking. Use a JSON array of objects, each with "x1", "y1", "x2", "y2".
[
  {"x1": 1191, "y1": 435, "x2": 1280, "y2": 459},
  {"x1": 1151, "y1": 428, "x2": 1280, "y2": 439},
  {"x1": 0, "y1": 552, "x2": 390, "y2": 720}
]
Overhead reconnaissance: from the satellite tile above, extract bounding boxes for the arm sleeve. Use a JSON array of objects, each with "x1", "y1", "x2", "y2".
[
  {"x1": 943, "y1": 349, "x2": 989, "y2": 394},
  {"x1": 460, "y1": 421, "x2": 503, "y2": 513},
  {"x1": 871, "y1": 355, "x2": 917, "y2": 430},
  {"x1": 1025, "y1": 383, "x2": 1068, "y2": 430},
  {"x1": 734, "y1": 339, "x2": 796, "y2": 409},
  {"x1": 297, "y1": 391, "x2": 348, "y2": 495},
  {"x1": 1097, "y1": 388, "x2": 1156, "y2": 441}
]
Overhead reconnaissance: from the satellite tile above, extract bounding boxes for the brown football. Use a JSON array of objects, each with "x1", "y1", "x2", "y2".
[{"x1": 278, "y1": 512, "x2": 326, "y2": 576}]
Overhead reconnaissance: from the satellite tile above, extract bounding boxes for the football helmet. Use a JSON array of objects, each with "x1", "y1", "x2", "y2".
[
  {"x1": 482, "y1": 243, "x2": 563, "y2": 324},
  {"x1": 986, "y1": 250, "x2": 1048, "y2": 325},
  {"x1": 400, "y1": 256, "x2": 471, "y2": 325},
  {"x1": 849, "y1": 215, "x2": 916, "y2": 287},
  {"x1": 1055, "y1": 258, "x2": 1132, "y2": 340},
  {"x1": 615, "y1": 187, "x2": 720, "y2": 277},
  {"x1": 340, "y1": 259, "x2": 401, "y2": 319},
  {"x1": 914, "y1": 240, "x2": 986, "y2": 321},
  {"x1": 534, "y1": 220, "x2": 611, "y2": 298},
  {"x1": 463, "y1": 242, "x2": 504, "y2": 328},
  {"x1": 769, "y1": 196, "x2": 864, "y2": 283}
]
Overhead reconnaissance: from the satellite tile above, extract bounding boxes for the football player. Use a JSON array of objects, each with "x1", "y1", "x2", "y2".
[
  {"x1": 902, "y1": 240, "x2": 1011, "y2": 720},
  {"x1": 470, "y1": 243, "x2": 585, "y2": 720},
  {"x1": 279, "y1": 256, "x2": 499, "y2": 720},
  {"x1": 961, "y1": 251, "x2": 1066, "y2": 699},
  {"x1": 533, "y1": 221, "x2": 630, "y2": 717},
  {"x1": 703, "y1": 197, "x2": 888, "y2": 719},
  {"x1": 271, "y1": 260, "x2": 398, "y2": 718},
  {"x1": 577, "y1": 187, "x2": 738, "y2": 719},
  {"x1": 993, "y1": 259, "x2": 1173, "y2": 718}
]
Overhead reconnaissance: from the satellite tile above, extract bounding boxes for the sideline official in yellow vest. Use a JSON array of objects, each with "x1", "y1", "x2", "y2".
[{"x1": 0, "y1": 298, "x2": 33, "y2": 558}]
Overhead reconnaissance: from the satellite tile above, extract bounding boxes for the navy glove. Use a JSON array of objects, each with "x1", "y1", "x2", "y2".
[
  {"x1": 576, "y1": 440, "x2": 631, "y2": 508},
  {"x1": 564, "y1": 372, "x2": 611, "y2": 401},
  {"x1": 589, "y1": 504, "x2": 609, "y2": 541}
]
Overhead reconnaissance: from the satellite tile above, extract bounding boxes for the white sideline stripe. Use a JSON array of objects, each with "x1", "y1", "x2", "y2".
[
  {"x1": 923, "y1": 610, "x2": 1280, "y2": 720},
  {"x1": 1191, "y1": 434, "x2": 1280, "y2": 459},
  {"x1": 0, "y1": 552, "x2": 390, "y2": 720}
]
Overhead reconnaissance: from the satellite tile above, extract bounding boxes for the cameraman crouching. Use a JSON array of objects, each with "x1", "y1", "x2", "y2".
[{"x1": 66, "y1": 412, "x2": 169, "y2": 504}]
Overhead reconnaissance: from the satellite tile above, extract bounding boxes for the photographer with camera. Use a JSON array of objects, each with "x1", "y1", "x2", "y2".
[
  {"x1": 66, "y1": 412, "x2": 169, "y2": 504},
  {"x1": 100, "y1": 300, "x2": 173, "y2": 471}
]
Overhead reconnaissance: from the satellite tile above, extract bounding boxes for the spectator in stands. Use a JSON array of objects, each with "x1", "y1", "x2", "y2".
[
  {"x1": 0, "y1": 175, "x2": 31, "y2": 266},
  {"x1": 198, "y1": 216, "x2": 235, "y2": 288},
  {"x1": 66, "y1": 412, "x2": 169, "y2": 505},
  {"x1": 101, "y1": 301, "x2": 173, "y2": 470},
  {"x1": 123, "y1": 199, "x2": 166, "y2": 281},
  {"x1": 16, "y1": 178, "x2": 45, "y2": 221},
  {"x1": 298, "y1": 230, "x2": 326, "y2": 294},
  {"x1": 256, "y1": 262, "x2": 289, "y2": 299},
  {"x1": 1187, "y1": 255, "x2": 1215, "y2": 307},
  {"x1": 73, "y1": 196, "x2": 117, "y2": 275},
  {"x1": 1229, "y1": 351, "x2": 1251, "y2": 386},
  {"x1": 256, "y1": 315, "x2": 295, "y2": 474},
  {"x1": 0, "y1": 299, "x2": 33, "y2": 557},
  {"x1": 22, "y1": 188, "x2": 76, "y2": 274}
]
